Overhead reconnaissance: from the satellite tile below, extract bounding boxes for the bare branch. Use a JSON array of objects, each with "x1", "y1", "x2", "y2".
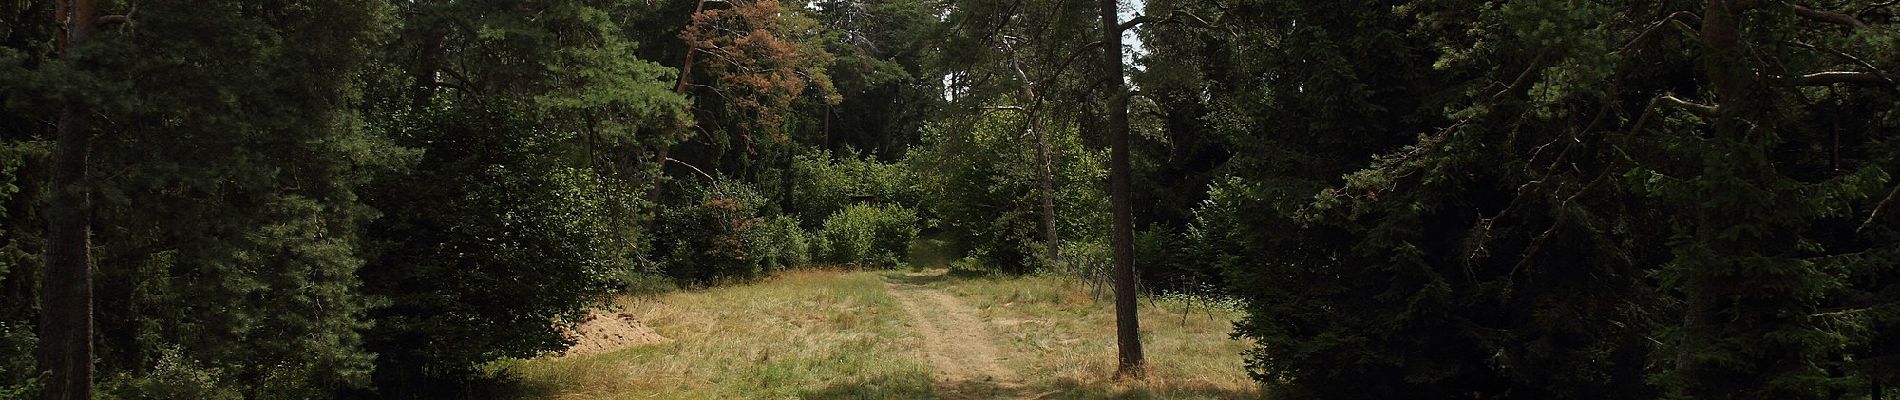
[
  {"x1": 1659, "y1": 94, "x2": 1720, "y2": 116},
  {"x1": 96, "y1": 15, "x2": 128, "y2": 26},
  {"x1": 1797, "y1": 71, "x2": 1895, "y2": 86},
  {"x1": 663, "y1": 157, "x2": 716, "y2": 181},
  {"x1": 1783, "y1": 40, "x2": 1891, "y2": 79},
  {"x1": 1862, "y1": 183, "x2": 1900, "y2": 233},
  {"x1": 1618, "y1": 11, "x2": 1701, "y2": 54},
  {"x1": 1118, "y1": 10, "x2": 1210, "y2": 32},
  {"x1": 1794, "y1": 4, "x2": 1868, "y2": 29}
]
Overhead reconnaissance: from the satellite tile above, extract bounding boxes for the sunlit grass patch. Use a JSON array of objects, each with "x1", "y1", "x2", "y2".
[
  {"x1": 940, "y1": 272, "x2": 1262, "y2": 399},
  {"x1": 497, "y1": 269, "x2": 934, "y2": 399}
]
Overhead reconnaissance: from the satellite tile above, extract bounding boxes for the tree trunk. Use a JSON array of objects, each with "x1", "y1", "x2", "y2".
[
  {"x1": 1006, "y1": 51, "x2": 1062, "y2": 268},
  {"x1": 41, "y1": 1, "x2": 99, "y2": 399},
  {"x1": 1033, "y1": 116, "x2": 1060, "y2": 266},
  {"x1": 1099, "y1": 0, "x2": 1144, "y2": 379},
  {"x1": 649, "y1": 0, "x2": 711, "y2": 214}
]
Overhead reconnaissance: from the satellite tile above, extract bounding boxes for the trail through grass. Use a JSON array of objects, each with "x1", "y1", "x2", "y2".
[{"x1": 500, "y1": 268, "x2": 1261, "y2": 399}]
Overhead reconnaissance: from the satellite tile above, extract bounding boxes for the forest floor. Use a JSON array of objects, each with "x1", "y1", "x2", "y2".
[{"x1": 497, "y1": 268, "x2": 1261, "y2": 399}]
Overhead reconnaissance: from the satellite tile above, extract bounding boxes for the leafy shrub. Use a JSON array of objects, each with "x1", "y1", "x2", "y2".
[
  {"x1": 1134, "y1": 226, "x2": 1220, "y2": 296},
  {"x1": 754, "y1": 215, "x2": 812, "y2": 271},
  {"x1": 782, "y1": 150, "x2": 918, "y2": 229},
  {"x1": 0, "y1": 322, "x2": 37, "y2": 400},
  {"x1": 905, "y1": 115, "x2": 1109, "y2": 274},
  {"x1": 817, "y1": 204, "x2": 920, "y2": 268},
  {"x1": 96, "y1": 348, "x2": 241, "y2": 400},
  {"x1": 652, "y1": 180, "x2": 777, "y2": 285}
]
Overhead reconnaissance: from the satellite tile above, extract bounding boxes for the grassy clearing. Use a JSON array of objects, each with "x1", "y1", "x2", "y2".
[
  {"x1": 497, "y1": 269, "x2": 934, "y2": 399},
  {"x1": 501, "y1": 268, "x2": 1260, "y2": 399},
  {"x1": 895, "y1": 271, "x2": 1261, "y2": 399}
]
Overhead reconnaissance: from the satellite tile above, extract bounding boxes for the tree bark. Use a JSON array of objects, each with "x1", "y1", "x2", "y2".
[
  {"x1": 1099, "y1": 0, "x2": 1144, "y2": 379},
  {"x1": 41, "y1": 1, "x2": 99, "y2": 399}
]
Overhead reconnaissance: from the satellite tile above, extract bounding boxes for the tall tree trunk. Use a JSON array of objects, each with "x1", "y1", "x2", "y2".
[
  {"x1": 1099, "y1": 0, "x2": 1144, "y2": 379},
  {"x1": 1675, "y1": 0, "x2": 1748, "y2": 377},
  {"x1": 1006, "y1": 51, "x2": 1062, "y2": 268},
  {"x1": 41, "y1": 1, "x2": 99, "y2": 399},
  {"x1": 649, "y1": 0, "x2": 711, "y2": 213},
  {"x1": 1032, "y1": 116, "x2": 1060, "y2": 265}
]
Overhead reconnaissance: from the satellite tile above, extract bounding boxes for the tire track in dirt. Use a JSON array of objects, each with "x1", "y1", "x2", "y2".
[{"x1": 885, "y1": 272, "x2": 1024, "y2": 399}]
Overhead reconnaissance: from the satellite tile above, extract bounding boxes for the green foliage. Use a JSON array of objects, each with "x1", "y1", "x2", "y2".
[
  {"x1": 353, "y1": 0, "x2": 688, "y2": 392},
  {"x1": 95, "y1": 348, "x2": 241, "y2": 400},
  {"x1": 1160, "y1": 0, "x2": 1900, "y2": 398},
  {"x1": 0, "y1": 322, "x2": 36, "y2": 400},
  {"x1": 784, "y1": 150, "x2": 917, "y2": 228},
  {"x1": 757, "y1": 215, "x2": 813, "y2": 271},
  {"x1": 0, "y1": 1, "x2": 398, "y2": 396},
  {"x1": 653, "y1": 180, "x2": 777, "y2": 285},
  {"x1": 907, "y1": 112, "x2": 1109, "y2": 273},
  {"x1": 816, "y1": 203, "x2": 920, "y2": 268}
]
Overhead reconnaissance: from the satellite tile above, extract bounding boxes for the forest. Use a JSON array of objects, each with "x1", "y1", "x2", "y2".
[{"x1": 2, "y1": 0, "x2": 1900, "y2": 399}]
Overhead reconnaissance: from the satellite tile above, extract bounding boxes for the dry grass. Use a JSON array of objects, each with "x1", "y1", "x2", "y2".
[
  {"x1": 497, "y1": 269, "x2": 934, "y2": 399},
  {"x1": 500, "y1": 268, "x2": 1261, "y2": 399},
  {"x1": 910, "y1": 272, "x2": 1262, "y2": 400}
]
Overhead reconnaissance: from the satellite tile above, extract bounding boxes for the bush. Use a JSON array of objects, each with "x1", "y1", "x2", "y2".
[
  {"x1": 816, "y1": 204, "x2": 920, "y2": 268},
  {"x1": 95, "y1": 348, "x2": 241, "y2": 400},
  {"x1": 653, "y1": 180, "x2": 774, "y2": 285},
  {"x1": 0, "y1": 322, "x2": 37, "y2": 400},
  {"x1": 905, "y1": 115, "x2": 1110, "y2": 274},
  {"x1": 1134, "y1": 226, "x2": 1220, "y2": 296},
  {"x1": 754, "y1": 215, "x2": 812, "y2": 271},
  {"x1": 782, "y1": 150, "x2": 917, "y2": 229}
]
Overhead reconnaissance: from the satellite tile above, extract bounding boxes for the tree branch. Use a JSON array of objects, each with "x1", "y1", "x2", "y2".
[
  {"x1": 1862, "y1": 183, "x2": 1900, "y2": 233},
  {"x1": 1037, "y1": 40, "x2": 1105, "y2": 89},
  {"x1": 96, "y1": 15, "x2": 128, "y2": 26},
  {"x1": 663, "y1": 157, "x2": 716, "y2": 181},
  {"x1": 1798, "y1": 71, "x2": 1895, "y2": 86},
  {"x1": 1618, "y1": 11, "x2": 1701, "y2": 54},
  {"x1": 1783, "y1": 40, "x2": 1891, "y2": 80},
  {"x1": 1794, "y1": 4, "x2": 1868, "y2": 29},
  {"x1": 1117, "y1": 10, "x2": 1210, "y2": 32},
  {"x1": 1659, "y1": 94, "x2": 1720, "y2": 116}
]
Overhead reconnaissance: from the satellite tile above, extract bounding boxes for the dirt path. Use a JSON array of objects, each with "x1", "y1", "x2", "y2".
[{"x1": 884, "y1": 271, "x2": 1025, "y2": 399}]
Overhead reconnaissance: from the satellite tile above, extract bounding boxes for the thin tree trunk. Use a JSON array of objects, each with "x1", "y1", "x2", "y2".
[
  {"x1": 1005, "y1": 50, "x2": 1062, "y2": 268},
  {"x1": 1032, "y1": 116, "x2": 1060, "y2": 265},
  {"x1": 41, "y1": 1, "x2": 99, "y2": 399},
  {"x1": 1099, "y1": 0, "x2": 1144, "y2": 379}
]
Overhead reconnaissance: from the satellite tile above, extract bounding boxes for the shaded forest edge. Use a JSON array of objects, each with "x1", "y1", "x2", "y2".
[{"x1": 1, "y1": 0, "x2": 1898, "y2": 399}]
